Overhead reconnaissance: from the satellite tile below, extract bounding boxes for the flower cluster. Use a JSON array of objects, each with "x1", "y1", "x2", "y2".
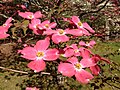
[{"x1": 0, "y1": 10, "x2": 110, "y2": 84}]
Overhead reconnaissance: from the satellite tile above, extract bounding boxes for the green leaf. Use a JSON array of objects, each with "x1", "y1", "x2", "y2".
[
  {"x1": 22, "y1": 28, "x2": 28, "y2": 35},
  {"x1": 59, "y1": 54, "x2": 67, "y2": 61},
  {"x1": 21, "y1": 20, "x2": 29, "y2": 28},
  {"x1": 14, "y1": 21, "x2": 21, "y2": 27},
  {"x1": 11, "y1": 27, "x2": 16, "y2": 36}
]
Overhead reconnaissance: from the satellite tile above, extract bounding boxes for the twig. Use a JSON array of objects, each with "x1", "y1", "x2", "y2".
[
  {"x1": 0, "y1": 66, "x2": 28, "y2": 74},
  {"x1": 0, "y1": 66, "x2": 50, "y2": 75},
  {"x1": 0, "y1": 14, "x2": 15, "y2": 21},
  {"x1": 0, "y1": 14, "x2": 9, "y2": 18}
]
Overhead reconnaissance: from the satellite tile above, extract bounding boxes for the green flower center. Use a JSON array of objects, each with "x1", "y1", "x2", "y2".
[
  {"x1": 78, "y1": 22, "x2": 82, "y2": 26},
  {"x1": 75, "y1": 63, "x2": 81, "y2": 69},
  {"x1": 45, "y1": 24, "x2": 49, "y2": 28},
  {"x1": 3, "y1": 24, "x2": 6, "y2": 27},
  {"x1": 59, "y1": 30, "x2": 64, "y2": 34},
  {"x1": 74, "y1": 49, "x2": 79, "y2": 53},
  {"x1": 36, "y1": 52, "x2": 44, "y2": 57},
  {"x1": 29, "y1": 15, "x2": 33, "y2": 19}
]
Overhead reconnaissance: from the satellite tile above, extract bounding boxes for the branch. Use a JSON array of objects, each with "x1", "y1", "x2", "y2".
[
  {"x1": 79, "y1": 0, "x2": 110, "y2": 17},
  {"x1": 0, "y1": 66, "x2": 50, "y2": 75},
  {"x1": 96, "y1": 0, "x2": 107, "y2": 6}
]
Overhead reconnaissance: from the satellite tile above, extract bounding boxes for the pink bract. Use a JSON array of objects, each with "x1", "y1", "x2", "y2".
[
  {"x1": 18, "y1": 11, "x2": 42, "y2": 19},
  {"x1": 19, "y1": 37, "x2": 59, "y2": 72},
  {"x1": 58, "y1": 57, "x2": 94, "y2": 84}
]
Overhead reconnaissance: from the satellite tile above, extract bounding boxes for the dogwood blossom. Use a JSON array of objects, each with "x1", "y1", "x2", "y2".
[
  {"x1": 64, "y1": 44, "x2": 81, "y2": 57},
  {"x1": 79, "y1": 40, "x2": 96, "y2": 48},
  {"x1": 58, "y1": 57, "x2": 94, "y2": 84},
  {"x1": 38, "y1": 20, "x2": 57, "y2": 30},
  {"x1": 18, "y1": 11, "x2": 42, "y2": 19},
  {"x1": 71, "y1": 16, "x2": 95, "y2": 33},
  {"x1": 44, "y1": 29, "x2": 71, "y2": 44},
  {"x1": 29, "y1": 19, "x2": 43, "y2": 35},
  {"x1": 19, "y1": 37, "x2": 59, "y2": 72}
]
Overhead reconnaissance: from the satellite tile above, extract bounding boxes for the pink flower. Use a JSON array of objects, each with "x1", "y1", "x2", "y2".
[
  {"x1": 18, "y1": 11, "x2": 42, "y2": 19},
  {"x1": 38, "y1": 20, "x2": 57, "y2": 30},
  {"x1": 44, "y1": 29, "x2": 70, "y2": 44},
  {"x1": 79, "y1": 40, "x2": 96, "y2": 48},
  {"x1": 58, "y1": 57, "x2": 94, "y2": 84},
  {"x1": 19, "y1": 37, "x2": 59, "y2": 72},
  {"x1": 26, "y1": 87, "x2": 39, "y2": 90},
  {"x1": 29, "y1": 19, "x2": 43, "y2": 35},
  {"x1": 64, "y1": 44, "x2": 81, "y2": 57},
  {"x1": 71, "y1": 16, "x2": 95, "y2": 33}
]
